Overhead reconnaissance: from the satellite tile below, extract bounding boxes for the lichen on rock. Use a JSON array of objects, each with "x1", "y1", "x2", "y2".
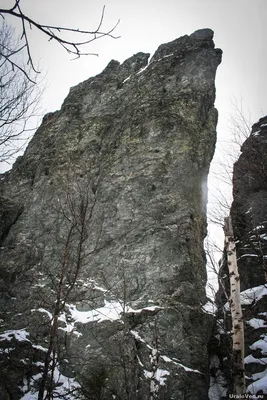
[{"x1": 0, "y1": 29, "x2": 221, "y2": 399}]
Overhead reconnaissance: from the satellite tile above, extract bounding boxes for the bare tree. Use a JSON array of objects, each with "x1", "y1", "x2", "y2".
[
  {"x1": 205, "y1": 102, "x2": 253, "y2": 396},
  {"x1": 224, "y1": 216, "x2": 246, "y2": 395},
  {"x1": 0, "y1": 1, "x2": 120, "y2": 82},
  {"x1": 31, "y1": 173, "x2": 100, "y2": 400},
  {"x1": 0, "y1": 2, "x2": 119, "y2": 164},
  {"x1": 208, "y1": 98, "x2": 251, "y2": 228},
  {"x1": 0, "y1": 21, "x2": 42, "y2": 163}
]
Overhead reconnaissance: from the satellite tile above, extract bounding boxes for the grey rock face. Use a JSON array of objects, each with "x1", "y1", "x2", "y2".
[
  {"x1": 215, "y1": 116, "x2": 267, "y2": 396},
  {"x1": 231, "y1": 116, "x2": 267, "y2": 395},
  {"x1": 0, "y1": 30, "x2": 221, "y2": 399}
]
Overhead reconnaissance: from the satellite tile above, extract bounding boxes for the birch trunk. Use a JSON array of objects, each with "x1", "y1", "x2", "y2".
[{"x1": 224, "y1": 216, "x2": 246, "y2": 394}]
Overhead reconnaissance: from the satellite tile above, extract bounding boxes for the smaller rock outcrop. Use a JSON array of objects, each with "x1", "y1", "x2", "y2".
[{"x1": 214, "y1": 116, "x2": 267, "y2": 397}]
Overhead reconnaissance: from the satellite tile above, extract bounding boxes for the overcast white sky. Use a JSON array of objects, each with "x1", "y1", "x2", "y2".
[{"x1": 2, "y1": 0, "x2": 266, "y2": 123}]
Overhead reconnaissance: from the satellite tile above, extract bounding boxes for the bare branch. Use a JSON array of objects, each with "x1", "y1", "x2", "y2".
[
  {"x1": 0, "y1": 21, "x2": 42, "y2": 162},
  {"x1": 0, "y1": 3, "x2": 120, "y2": 78}
]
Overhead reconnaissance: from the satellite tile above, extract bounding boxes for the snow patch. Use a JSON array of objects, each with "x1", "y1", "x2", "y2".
[
  {"x1": 244, "y1": 354, "x2": 267, "y2": 364},
  {"x1": 32, "y1": 344, "x2": 48, "y2": 352},
  {"x1": 247, "y1": 318, "x2": 267, "y2": 329},
  {"x1": 237, "y1": 253, "x2": 259, "y2": 260},
  {"x1": 252, "y1": 130, "x2": 260, "y2": 136},
  {"x1": 136, "y1": 65, "x2": 149, "y2": 75},
  {"x1": 250, "y1": 336, "x2": 267, "y2": 354},
  {"x1": 59, "y1": 301, "x2": 163, "y2": 333},
  {"x1": 144, "y1": 368, "x2": 170, "y2": 386},
  {"x1": 202, "y1": 301, "x2": 217, "y2": 314},
  {"x1": 161, "y1": 355, "x2": 202, "y2": 374},
  {"x1": 0, "y1": 329, "x2": 29, "y2": 342},
  {"x1": 247, "y1": 367, "x2": 267, "y2": 395},
  {"x1": 20, "y1": 365, "x2": 80, "y2": 400},
  {"x1": 240, "y1": 285, "x2": 267, "y2": 305},
  {"x1": 122, "y1": 75, "x2": 131, "y2": 83},
  {"x1": 130, "y1": 330, "x2": 153, "y2": 350},
  {"x1": 31, "y1": 308, "x2": 53, "y2": 321}
]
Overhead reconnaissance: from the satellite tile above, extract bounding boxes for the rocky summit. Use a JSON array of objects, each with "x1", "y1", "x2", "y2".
[{"x1": 0, "y1": 29, "x2": 221, "y2": 399}]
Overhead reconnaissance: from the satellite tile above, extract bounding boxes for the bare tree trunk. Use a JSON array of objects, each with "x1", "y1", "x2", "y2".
[
  {"x1": 224, "y1": 216, "x2": 246, "y2": 395},
  {"x1": 38, "y1": 224, "x2": 75, "y2": 400}
]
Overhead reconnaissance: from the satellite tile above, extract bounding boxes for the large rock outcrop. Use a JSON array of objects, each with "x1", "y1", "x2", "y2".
[{"x1": 0, "y1": 29, "x2": 222, "y2": 399}]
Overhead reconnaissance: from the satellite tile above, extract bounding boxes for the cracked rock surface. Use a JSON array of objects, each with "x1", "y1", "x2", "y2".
[{"x1": 0, "y1": 29, "x2": 221, "y2": 399}]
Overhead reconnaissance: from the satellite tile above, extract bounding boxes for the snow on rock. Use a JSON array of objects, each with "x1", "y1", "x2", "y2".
[
  {"x1": 64, "y1": 300, "x2": 123, "y2": 326},
  {"x1": 244, "y1": 354, "x2": 267, "y2": 364},
  {"x1": 130, "y1": 330, "x2": 153, "y2": 350},
  {"x1": 252, "y1": 224, "x2": 266, "y2": 232},
  {"x1": 20, "y1": 390, "x2": 39, "y2": 399},
  {"x1": 136, "y1": 65, "x2": 150, "y2": 75},
  {"x1": 240, "y1": 285, "x2": 267, "y2": 305},
  {"x1": 58, "y1": 301, "x2": 163, "y2": 334},
  {"x1": 131, "y1": 305, "x2": 163, "y2": 313},
  {"x1": 122, "y1": 75, "x2": 132, "y2": 83},
  {"x1": 161, "y1": 355, "x2": 202, "y2": 374},
  {"x1": 32, "y1": 344, "x2": 48, "y2": 352},
  {"x1": 250, "y1": 336, "x2": 267, "y2": 355},
  {"x1": 202, "y1": 301, "x2": 217, "y2": 314},
  {"x1": 144, "y1": 368, "x2": 170, "y2": 386},
  {"x1": 247, "y1": 367, "x2": 267, "y2": 394},
  {"x1": 31, "y1": 308, "x2": 53, "y2": 321},
  {"x1": 247, "y1": 318, "x2": 267, "y2": 329},
  {"x1": 0, "y1": 329, "x2": 30, "y2": 342},
  {"x1": 237, "y1": 254, "x2": 259, "y2": 260}
]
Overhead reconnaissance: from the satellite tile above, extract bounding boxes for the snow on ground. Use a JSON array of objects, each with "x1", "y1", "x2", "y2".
[
  {"x1": 20, "y1": 366, "x2": 80, "y2": 400},
  {"x1": 208, "y1": 355, "x2": 228, "y2": 400}
]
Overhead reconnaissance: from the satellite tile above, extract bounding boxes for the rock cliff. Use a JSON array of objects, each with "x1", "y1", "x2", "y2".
[
  {"x1": 231, "y1": 116, "x2": 267, "y2": 395},
  {"x1": 0, "y1": 29, "x2": 222, "y2": 399},
  {"x1": 214, "y1": 116, "x2": 267, "y2": 397}
]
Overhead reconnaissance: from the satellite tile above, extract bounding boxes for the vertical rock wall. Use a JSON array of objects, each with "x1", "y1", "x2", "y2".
[
  {"x1": 231, "y1": 116, "x2": 267, "y2": 396},
  {"x1": 214, "y1": 116, "x2": 267, "y2": 398},
  {"x1": 0, "y1": 29, "x2": 221, "y2": 399}
]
